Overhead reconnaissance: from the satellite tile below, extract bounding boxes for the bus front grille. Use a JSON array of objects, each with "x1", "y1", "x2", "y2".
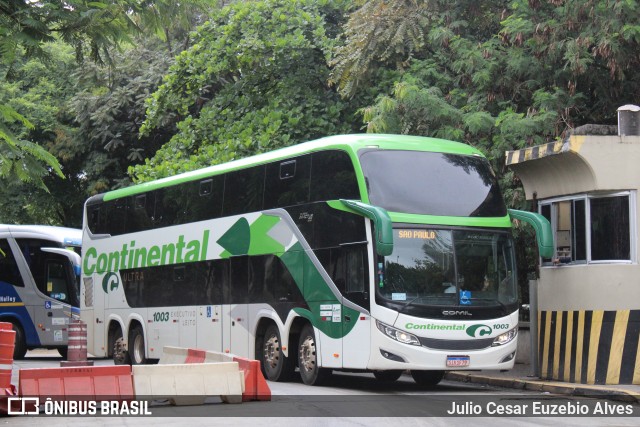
[{"x1": 418, "y1": 336, "x2": 494, "y2": 351}]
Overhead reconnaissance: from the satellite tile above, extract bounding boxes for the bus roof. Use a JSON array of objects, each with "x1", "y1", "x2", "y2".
[
  {"x1": 0, "y1": 224, "x2": 82, "y2": 246},
  {"x1": 99, "y1": 134, "x2": 484, "y2": 202}
]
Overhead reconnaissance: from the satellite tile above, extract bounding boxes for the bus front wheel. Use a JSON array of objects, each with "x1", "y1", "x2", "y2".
[
  {"x1": 411, "y1": 370, "x2": 444, "y2": 387},
  {"x1": 128, "y1": 324, "x2": 147, "y2": 365},
  {"x1": 10, "y1": 322, "x2": 27, "y2": 360},
  {"x1": 261, "y1": 324, "x2": 295, "y2": 382},
  {"x1": 298, "y1": 324, "x2": 330, "y2": 386}
]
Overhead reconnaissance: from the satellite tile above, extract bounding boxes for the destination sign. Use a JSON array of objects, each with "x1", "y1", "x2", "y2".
[{"x1": 396, "y1": 229, "x2": 437, "y2": 239}]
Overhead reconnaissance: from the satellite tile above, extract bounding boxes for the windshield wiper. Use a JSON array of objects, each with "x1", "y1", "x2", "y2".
[
  {"x1": 398, "y1": 295, "x2": 452, "y2": 314},
  {"x1": 466, "y1": 297, "x2": 510, "y2": 315}
]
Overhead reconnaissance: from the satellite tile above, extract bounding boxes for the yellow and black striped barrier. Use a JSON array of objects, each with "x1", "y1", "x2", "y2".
[{"x1": 538, "y1": 310, "x2": 640, "y2": 385}]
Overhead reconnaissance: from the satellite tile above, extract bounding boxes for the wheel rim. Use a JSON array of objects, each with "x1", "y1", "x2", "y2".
[
  {"x1": 299, "y1": 334, "x2": 316, "y2": 373},
  {"x1": 133, "y1": 334, "x2": 144, "y2": 363},
  {"x1": 263, "y1": 333, "x2": 281, "y2": 369},
  {"x1": 113, "y1": 337, "x2": 127, "y2": 364}
]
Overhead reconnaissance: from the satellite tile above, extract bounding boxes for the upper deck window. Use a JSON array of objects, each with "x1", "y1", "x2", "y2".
[{"x1": 360, "y1": 150, "x2": 506, "y2": 217}]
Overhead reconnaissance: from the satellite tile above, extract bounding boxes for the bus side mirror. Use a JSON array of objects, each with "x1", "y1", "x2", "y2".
[
  {"x1": 338, "y1": 200, "x2": 394, "y2": 256},
  {"x1": 508, "y1": 209, "x2": 554, "y2": 258}
]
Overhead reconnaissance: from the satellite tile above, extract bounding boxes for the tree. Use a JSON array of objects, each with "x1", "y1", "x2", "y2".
[
  {"x1": 0, "y1": 0, "x2": 211, "y2": 192},
  {"x1": 132, "y1": 0, "x2": 357, "y2": 182},
  {"x1": 331, "y1": 0, "x2": 640, "y2": 300}
]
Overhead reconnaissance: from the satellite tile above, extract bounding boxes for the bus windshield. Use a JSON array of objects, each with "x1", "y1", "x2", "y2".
[
  {"x1": 378, "y1": 228, "x2": 516, "y2": 312},
  {"x1": 360, "y1": 150, "x2": 506, "y2": 217}
]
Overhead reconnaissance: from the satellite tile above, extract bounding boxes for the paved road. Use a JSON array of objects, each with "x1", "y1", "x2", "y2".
[{"x1": 6, "y1": 351, "x2": 639, "y2": 426}]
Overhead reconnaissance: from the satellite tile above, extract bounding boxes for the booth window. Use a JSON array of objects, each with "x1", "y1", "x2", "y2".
[{"x1": 539, "y1": 192, "x2": 635, "y2": 264}]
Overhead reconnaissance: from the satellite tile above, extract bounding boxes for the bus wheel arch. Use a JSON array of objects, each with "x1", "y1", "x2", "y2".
[{"x1": 127, "y1": 321, "x2": 146, "y2": 365}]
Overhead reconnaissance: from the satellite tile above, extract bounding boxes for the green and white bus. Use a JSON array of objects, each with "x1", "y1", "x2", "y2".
[{"x1": 80, "y1": 134, "x2": 551, "y2": 385}]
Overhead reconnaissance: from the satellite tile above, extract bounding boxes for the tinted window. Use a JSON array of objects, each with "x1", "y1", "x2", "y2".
[
  {"x1": 264, "y1": 156, "x2": 311, "y2": 209},
  {"x1": 229, "y1": 256, "x2": 249, "y2": 304},
  {"x1": 315, "y1": 244, "x2": 369, "y2": 310},
  {"x1": 15, "y1": 239, "x2": 78, "y2": 305},
  {"x1": 0, "y1": 239, "x2": 23, "y2": 287},
  {"x1": 591, "y1": 196, "x2": 630, "y2": 260},
  {"x1": 223, "y1": 167, "x2": 265, "y2": 216},
  {"x1": 127, "y1": 193, "x2": 154, "y2": 233},
  {"x1": 285, "y1": 203, "x2": 367, "y2": 249},
  {"x1": 310, "y1": 150, "x2": 360, "y2": 201},
  {"x1": 360, "y1": 150, "x2": 507, "y2": 217}
]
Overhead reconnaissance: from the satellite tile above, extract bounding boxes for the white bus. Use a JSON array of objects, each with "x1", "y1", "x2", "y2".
[
  {"x1": 0, "y1": 225, "x2": 82, "y2": 358},
  {"x1": 80, "y1": 134, "x2": 551, "y2": 385}
]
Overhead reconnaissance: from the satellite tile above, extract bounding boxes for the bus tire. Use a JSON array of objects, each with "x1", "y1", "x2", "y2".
[
  {"x1": 10, "y1": 322, "x2": 27, "y2": 360},
  {"x1": 298, "y1": 324, "x2": 330, "y2": 386},
  {"x1": 260, "y1": 324, "x2": 295, "y2": 382},
  {"x1": 128, "y1": 324, "x2": 147, "y2": 365},
  {"x1": 57, "y1": 347, "x2": 68, "y2": 359},
  {"x1": 113, "y1": 330, "x2": 131, "y2": 365},
  {"x1": 373, "y1": 370, "x2": 403, "y2": 382},
  {"x1": 410, "y1": 370, "x2": 444, "y2": 387}
]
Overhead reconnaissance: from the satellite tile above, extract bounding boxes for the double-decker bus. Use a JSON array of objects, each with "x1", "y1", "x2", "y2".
[
  {"x1": 0, "y1": 225, "x2": 82, "y2": 359},
  {"x1": 80, "y1": 134, "x2": 551, "y2": 385}
]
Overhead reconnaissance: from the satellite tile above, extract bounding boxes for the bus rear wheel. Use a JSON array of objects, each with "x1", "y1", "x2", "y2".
[
  {"x1": 112, "y1": 328, "x2": 131, "y2": 365},
  {"x1": 261, "y1": 324, "x2": 295, "y2": 382},
  {"x1": 298, "y1": 324, "x2": 330, "y2": 386},
  {"x1": 411, "y1": 370, "x2": 444, "y2": 387},
  {"x1": 128, "y1": 325, "x2": 147, "y2": 365}
]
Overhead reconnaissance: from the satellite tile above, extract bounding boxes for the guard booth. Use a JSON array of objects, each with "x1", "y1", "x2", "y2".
[{"x1": 506, "y1": 106, "x2": 640, "y2": 385}]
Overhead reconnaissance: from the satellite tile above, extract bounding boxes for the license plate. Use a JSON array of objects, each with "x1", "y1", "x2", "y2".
[{"x1": 446, "y1": 355, "x2": 470, "y2": 367}]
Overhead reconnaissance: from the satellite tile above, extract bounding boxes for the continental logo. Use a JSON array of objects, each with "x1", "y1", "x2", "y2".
[
  {"x1": 84, "y1": 230, "x2": 210, "y2": 274},
  {"x1": 102, "y1": 272, "x2": 120, "y2": 294},
  {"x1": 466, "y1": 324, "x2": 492, "y2": 338},
  {"x1": 406, "y1": 322, "x2": 510, "y2": 337}
]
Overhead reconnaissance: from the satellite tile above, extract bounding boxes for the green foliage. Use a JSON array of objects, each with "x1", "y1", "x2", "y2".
[
  {"x1": 0, "y1": 38, "x2": 177, "y2": 225},
  {"x1": 333, "y1": 0, "x2": 640, "y2": 289},
  {"x1": 133, "y1": 0, "x2": 356, "y2": 182}
]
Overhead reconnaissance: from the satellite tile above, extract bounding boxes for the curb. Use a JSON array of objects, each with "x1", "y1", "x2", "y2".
[{"x1": 444, "y1": 372, "x2": 640, "y2": 403}]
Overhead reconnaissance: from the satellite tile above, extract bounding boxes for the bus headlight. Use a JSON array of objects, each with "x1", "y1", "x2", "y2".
[
  {"x1": 376, "y1": 320, "x2": 421, "y2": 346},
  {"x1": 491, "y1": 327, "x2": 518, "y2": 347}
]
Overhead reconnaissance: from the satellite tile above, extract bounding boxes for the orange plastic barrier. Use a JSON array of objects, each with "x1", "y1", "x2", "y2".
[
  {"x1": 19, "y1": 365, "x2": 134, "y2": 401},
  {"x1": 0, "y1": 322, "x2": 17, "y2": 415},
  {"x1": 0, "y1": 322, "x2": 15, "y2": 389},
  {"x1": 185, "y1": 348, "x2": 207, "y2": 363},
  {"x1": 160, "y1": 346, "x2": 271, "y2": 402},
  {"x1": 232, "y1": 356, "x2": 271, "y2": 402}
]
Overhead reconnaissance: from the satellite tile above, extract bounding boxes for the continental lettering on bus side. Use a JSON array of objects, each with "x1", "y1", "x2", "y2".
[{"x1": 83, "y1": 230, "x2": 210, "y2": 274}]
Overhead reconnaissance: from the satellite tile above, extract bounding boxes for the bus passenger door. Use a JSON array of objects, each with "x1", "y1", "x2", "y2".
[
  {"x1": 222, "y1": 257, "x2": 249, "y2": 358},
  {"x1": 197, "y1": 260, "x2": 225, "y2": 352},
  {"x1": 337, "y1": 244, "x2": 371, "y2": 369},
  {"x1": 32, "y1": 256, "x2": 77, "y2": 347},
  {"x1": 197, "y1": 304, "x2": 222, "y2": 352}
]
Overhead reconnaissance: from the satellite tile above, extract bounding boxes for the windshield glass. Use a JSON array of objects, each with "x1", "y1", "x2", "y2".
[
  {"x1": 377, "y1": 228, "x2": 516, "y2": 311},
  {"x1": 360, "y1": 150, "x2": 506, "y2": 217}
]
